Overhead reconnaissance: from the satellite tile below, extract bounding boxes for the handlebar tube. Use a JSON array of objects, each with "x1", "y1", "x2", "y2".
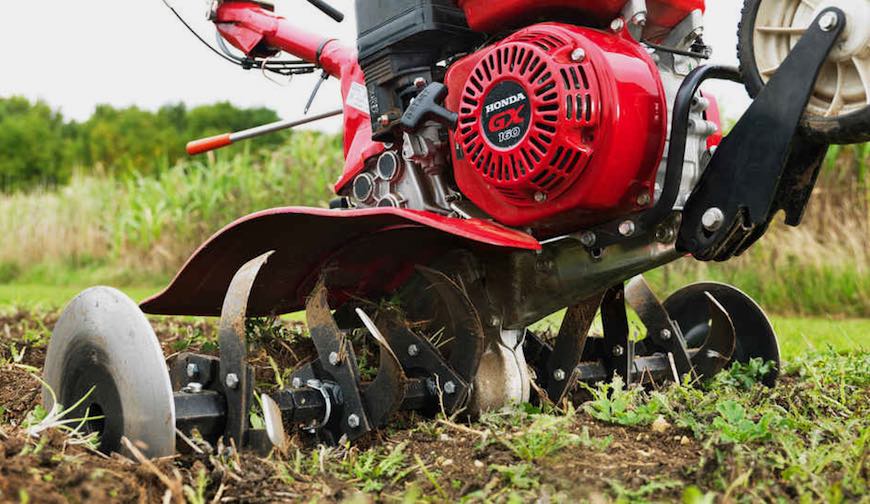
[{"x1": 213, "y1": 1, "x2": 383, "y2": 191}]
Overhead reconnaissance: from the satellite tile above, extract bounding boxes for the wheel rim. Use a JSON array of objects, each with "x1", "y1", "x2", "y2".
[{"x1": 753, "y1": 0, "x2": 870, "y2": 117}]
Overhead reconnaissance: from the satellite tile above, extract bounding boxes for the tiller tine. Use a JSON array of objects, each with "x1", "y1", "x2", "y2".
[
  {"x1": 690, "y1": 293, "x2": 736, "y2": 379},
  {"x1": 625, "y1": 275, "x2": 695, "y2": 378},
  {"x1": 218, "y1": 251, "x2": 275, "y2": 449},
  {"x1": 542, "y1": 293, "x2": 603, "y2": 403},
  {"x1": 355, "y1": 307, "x2": 407, "y2": 428},
  {"x1": 414, "y1": 266, "x2": 486, "y2": 386},
  {"x1": 375, "y1": 309, "x2": 471, "y2": 415}
]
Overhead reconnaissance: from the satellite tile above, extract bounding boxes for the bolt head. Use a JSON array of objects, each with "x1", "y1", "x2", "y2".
[
  {"x1": 818, "y1": 11, "x2": 839, "y2": 31},
  {"x1": 347, "y1": 414, "x2": 360, "y2": 429},
  {"x1": 534, "y1": 191, "x2": 547, "y2": 203},
  {"x1": 378, "y1": 114, "x2": 390, "y2": 127},
  {"x1": 612, "y1": 345, "x2": 625, "y2": 357},
  {"x1": 618, "y1": 220, "x2": 636, "y2": 237},
  {"x1": 444, "y1": 381, "x2": 457, "y2": 395},
  {"x1": 225, "y1": 373, "x2": 240, "y2": 390},
  {"x1": 579, "y1": 231, "x2": 597, "y2": 247},
  {"x1": 610, "y1": 17, "x2": 625, "y2": 32},
  {"x1": 408, "y1": 344, "x2": 420, "y2": 357},
  {"x1": 182, "y1": 382, "x2": 203, "y2": 394},
  {"x1": 328, "y1": 351, "x2": 341, "y2": 366},
  {"x1": 553, "y1": 369, "x2": 566, "y2": 381},
  {"x1": 636, "y1": 193, "x2": 651, "y2": 206},
  {"x1": 489, "y1": 315, "x2": 501, "y2": 328},
  {"x1": 414, "y1": 77, "x2": 427, "y2": 88},
  {"x1": 186, "y1": 362, "x2": 200, "y2": 379},
  {"x1": 701, "y1": 207, "x2": 725, "y2": 232},
  {"x1": 660, "y1": 328, "x2": 672, "y2": 341},
  {"x1": 291, "y1": 377, "x2": 303, "y2": 388},
  {"x1": 570, "y1": 48, "x2": 586, "y2": 62}
]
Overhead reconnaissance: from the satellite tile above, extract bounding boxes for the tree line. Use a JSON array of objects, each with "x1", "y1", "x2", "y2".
[{"x1": 0, "y1": 96, "x2": 288, "y2": 192}]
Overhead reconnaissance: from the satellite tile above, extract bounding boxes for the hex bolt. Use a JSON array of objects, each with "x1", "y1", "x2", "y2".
[
  {"x1": 347, "y1": 414, "x2": 360, "y2": 429},
  {"x1": 489, "y1": 315, "x2": 501, "y2": 328},
  {"x1": 186, "y1": 362, "x2": 200, "y2": 379},
  {"x1": 534, "y1": 191, "x2": 548, "y2": 203},
  {"x1": 553, "y1": 369, "x2": 566, "y2": 382},
  {"x1": 618, "y1": 220, "x2": 636, "y2": 237},
  {"x1": 444, "y1": 381, "x2": 457, "y2": 395},
  {"x1": 570, "y1": 48, "x2": 586, "y2": 62},
  {"x1": 610, "y1": 17, "x2": 625, "y2": 32},
  {"x1": 329, "y1": 351, "x2": 341, "y2": 366},
  {"x1": 612, "y1": 345, "x2": 625, "y2": 357},
  {"x1": 225, "y1": 373, "x2": 240, "y2": 390},
  {"x1": 636, "y1": 193, "x2": 651, "y2": 206},
  {"x1": 701, "y1": 207, "x2": 725, "y2": 232},
  {"x1": 818, "y1": 11, "x2": 838, "y2": 31},
  {"x1": 414, "y1": 77, "x2": 427, "y2": 88},
  {"x1": 182, "y1": 382, "x2": 203, "y2": 394},
  {"x1": 660, "y1": 328, "x2": 672, "y2": 341},
  {"x1": 408, "y1": 344, "x2": 420, "y2": 357},
  {"x1": 579, "y1": 231, "x2": 597, "y2": 247},
  {"x1": 291, "y1": 377, "x2": 303, "y2": 389}
]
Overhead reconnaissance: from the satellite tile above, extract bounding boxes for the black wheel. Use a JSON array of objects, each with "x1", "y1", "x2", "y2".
[
  {"x1": 43, "y1": 287, "x2": 176, "y2": 457},
  {"x1": 663, "y1": 282, "x2": 781, "y2": 386},
  {"x1": 738, "y1": 0, "x2": 870, "y2": 144}
]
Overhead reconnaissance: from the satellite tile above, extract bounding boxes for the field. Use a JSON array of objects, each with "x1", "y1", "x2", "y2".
[
  {"x1": 0, "y1": 137, "x2": 867, "y2": 502},
  {"x1": 0, "y1": 309, "x2": 867, "y2": 503}
]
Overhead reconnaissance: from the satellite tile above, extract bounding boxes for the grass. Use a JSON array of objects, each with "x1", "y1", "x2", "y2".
[{"x1": 0, "y1": 305, "x2": 867, "y2": 502}]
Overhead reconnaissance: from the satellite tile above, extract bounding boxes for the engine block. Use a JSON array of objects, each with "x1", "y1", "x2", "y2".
[{"x1": 445, "y1": 23, "x2": 668, "y2": 234}]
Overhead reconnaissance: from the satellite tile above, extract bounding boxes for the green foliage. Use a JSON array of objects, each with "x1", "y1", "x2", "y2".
[
  {"x1": 340, "y1": 442, "x2": 412, "y2": 492},
  {"x1": 582, "y1": 376, "x2": 665, "y2": 426},
  {"x1": 0, "y1": 97, "x2": 287, "y2": 191},
  {"x1": 0, "y1": 97, "x2": 70, "y2": 190},
  {"x1": 710, "y1": 400, "x2": 784, "y2": 444}
]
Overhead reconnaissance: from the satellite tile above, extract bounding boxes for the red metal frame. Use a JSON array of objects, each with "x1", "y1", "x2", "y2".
[{"x1": 214, "y1": 2, "x2": 382, "y2": 193}]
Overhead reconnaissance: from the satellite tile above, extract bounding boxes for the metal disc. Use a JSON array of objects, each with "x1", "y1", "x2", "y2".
[
  {"x1": 43, "y1": 287, "x2": 176, "y2": 457},
  {"x1": 663, "y1": 282, "x2": 781, "y2": 386}
]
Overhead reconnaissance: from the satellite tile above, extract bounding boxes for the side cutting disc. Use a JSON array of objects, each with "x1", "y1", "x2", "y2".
[{"x1": 43, "y1": 287, "x2": 175, "y2": 457}]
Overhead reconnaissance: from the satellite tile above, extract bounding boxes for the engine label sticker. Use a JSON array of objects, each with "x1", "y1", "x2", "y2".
[
  {"x1": 482, "y1": 80, "x2": 531, "y2": 149},
  {"x1": 346, "y1": 81, "x2": 371, "y2": 115}
]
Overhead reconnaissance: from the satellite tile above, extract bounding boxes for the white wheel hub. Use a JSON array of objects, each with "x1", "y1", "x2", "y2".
[{"x1": 753, "y1": 0, "x2": 870, "y2": 117}]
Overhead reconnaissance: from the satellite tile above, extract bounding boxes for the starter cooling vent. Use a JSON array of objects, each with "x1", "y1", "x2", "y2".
[{"x1": 454, "y1": 27, "x2": 601, "y2": 205}]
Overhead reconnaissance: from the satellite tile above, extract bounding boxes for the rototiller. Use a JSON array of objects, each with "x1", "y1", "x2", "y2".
[{"x1": 43, "y1": 0, "x2": 869, "y2": 456}]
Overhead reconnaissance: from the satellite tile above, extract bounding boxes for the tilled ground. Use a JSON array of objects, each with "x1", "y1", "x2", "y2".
[{"x1": 1, "y1": 310, "x2": 865, "y2": 503}]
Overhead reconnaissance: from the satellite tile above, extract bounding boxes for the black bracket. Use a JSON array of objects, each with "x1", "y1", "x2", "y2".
[
  {"x1": 586, "y1": 65, "x2": 743, "y2": 249},
  {"x1": 677, "y1": 8, "x2": 844, "y2": 261}
]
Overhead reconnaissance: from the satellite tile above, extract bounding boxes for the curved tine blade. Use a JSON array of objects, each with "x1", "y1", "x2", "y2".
[
  {"x1": 415, "y1": 266, "x2": 486, "y2": 384},
  {"x1": 356, "y1": 308, "x2": 407, "y2": 428},
  {"x1": 692, "y1": 292, "x2": 737, "y2": 379},
  {"x1": 261, "y1": 393, "x2": 289, "y2": 453},
  {"x1": 219, "y1": 250, "x2": 275, "y2": 448},
  {"x1": 625, "y1": 275, "x2": 667, "y2": 331},
  {"x1": 545, "y1": 293, "x2": 603, "y2": 403}
]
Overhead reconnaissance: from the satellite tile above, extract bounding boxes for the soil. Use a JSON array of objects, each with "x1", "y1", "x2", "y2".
[{"x1": 0, "y1": 311, "x2": 705, "y2": 503}]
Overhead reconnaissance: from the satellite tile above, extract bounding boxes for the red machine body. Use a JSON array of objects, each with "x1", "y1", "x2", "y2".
[
  {"x1": 456, "y1": 0, "x2": 705, "y2": 39},
  {"x1": 445, "y1": 23, "x2": 667, "y2": 231}
]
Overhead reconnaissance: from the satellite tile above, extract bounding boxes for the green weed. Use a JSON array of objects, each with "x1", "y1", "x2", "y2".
[{"x1": 582, "y1": 376, "x2": 665, "y2": 426}]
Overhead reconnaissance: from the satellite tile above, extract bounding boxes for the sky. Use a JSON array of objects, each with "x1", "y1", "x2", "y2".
[{"x1": 0, "y1": 0, "x2": 750, "y2": 132}]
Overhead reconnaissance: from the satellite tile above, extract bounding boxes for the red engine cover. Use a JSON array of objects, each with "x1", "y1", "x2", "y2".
[
  {"x1": 445, "y1": 23, "x2": 667, "y2": 233},
  {"x1": 456, "y1": 0, "x2": 705, "y2": 34}
]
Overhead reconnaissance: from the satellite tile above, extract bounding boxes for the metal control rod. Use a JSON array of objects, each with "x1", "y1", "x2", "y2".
[{"x1": 186, "y1": 109, "x2": 344, "y2": 155}]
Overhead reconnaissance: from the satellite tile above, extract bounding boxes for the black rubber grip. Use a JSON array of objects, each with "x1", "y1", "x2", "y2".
[{"x1": 307, "y1": 0, "x2": 344, "y2": 22}]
